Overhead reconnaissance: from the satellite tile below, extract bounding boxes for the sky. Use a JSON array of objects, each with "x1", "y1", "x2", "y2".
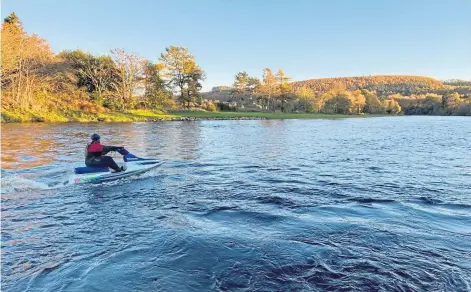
[{"x1": 2, "y1": 0, "x2": 470, "y2": 91}]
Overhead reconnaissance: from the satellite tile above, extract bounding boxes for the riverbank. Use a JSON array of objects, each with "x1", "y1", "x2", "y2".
[
  {"x1": 0, "y1": 109, "x2": 176, "y2": 123},
  {"x1": 0, "y1": 109, "x2": 385, "y2": 123},
  {"x1": 170, "y1": 111, "x2": 371, "y2": 120}
]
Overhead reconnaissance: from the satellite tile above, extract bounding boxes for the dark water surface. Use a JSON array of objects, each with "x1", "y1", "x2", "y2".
[{"x1": 1, "y1": 117, "x2": 471, "y2": 291}]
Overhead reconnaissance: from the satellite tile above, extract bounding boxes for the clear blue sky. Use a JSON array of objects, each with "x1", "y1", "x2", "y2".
[{"x1": 2, "y1": 0, "x2": 470, "y2": 91}]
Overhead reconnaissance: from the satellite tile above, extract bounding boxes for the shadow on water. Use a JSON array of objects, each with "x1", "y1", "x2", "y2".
[{"x1": 1, "y1": 117, "x2": 471, "y2": 291}]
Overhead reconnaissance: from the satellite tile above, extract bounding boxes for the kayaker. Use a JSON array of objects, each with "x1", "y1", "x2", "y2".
[{"x1": 85, "y1": 133, "x2": 126, "y2": 172}]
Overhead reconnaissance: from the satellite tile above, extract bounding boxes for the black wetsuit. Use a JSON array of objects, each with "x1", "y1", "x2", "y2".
[{"x1": 85, "y1": 142, "x2": 122, "y2": 172}]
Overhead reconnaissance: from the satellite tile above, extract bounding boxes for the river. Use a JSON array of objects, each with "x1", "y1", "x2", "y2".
[{"x1": 1, "y1": 116, "x2": 471, "y2": 291}]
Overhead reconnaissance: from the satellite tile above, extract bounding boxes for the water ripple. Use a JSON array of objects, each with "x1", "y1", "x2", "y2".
[{"x1": 1, "y1": 117, "x2": 471, "y2": 291}]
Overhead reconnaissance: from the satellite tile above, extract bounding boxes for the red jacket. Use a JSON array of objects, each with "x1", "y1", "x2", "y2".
[{"x1": 85, "y1": 142, "x2": 117, "y2": 163}]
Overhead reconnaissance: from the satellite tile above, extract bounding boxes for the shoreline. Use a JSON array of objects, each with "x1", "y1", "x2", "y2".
[{"x1": 0, "y1": 110, "x2": 389, "y2": 123}]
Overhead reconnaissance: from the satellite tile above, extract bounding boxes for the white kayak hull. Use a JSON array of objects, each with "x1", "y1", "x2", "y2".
[{"x1": 70, "y1": 160, "x2": 163, "y2": 184}]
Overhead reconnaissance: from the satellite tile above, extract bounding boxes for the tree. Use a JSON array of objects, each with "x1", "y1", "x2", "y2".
[
  {"x1": 1, "y1": 12, "x2": 55, "y2": 109},
  {"x1": 60, "y1": 50, "x2": 117, "y2": 103},
  {"x1": 455, "y1": 99, "x2": 471, "y2": 116},
  {"x1": 422, "y1": 94, "x2": 442, "y2": 115},
  {"x1": 185, "y1": 69, "x2": 204, "y2": 107},
  {"x1": 202, "y1": 100, "x2": 217, "y2": 112},
  {"x1": 322, "y1": 91, "x2": 352, "y2": 114},
  {"x1": 159, "y1": 46, "x2": 204, "y2": 107},
  {"x1": 110, "y1": 49, "x2": 144, "y2": 110},
  {"x1": 4, "y1": 12, "x2": 20, "y2": 26},
  {"x1": 384, "y1": 99, "x2": 401, "y2": 114},
  {"x1": 232, "y1": 71, "x2": 249, "y2": 106},
  {"x1": 231, "y1": 72, "x2": 260, "y2": 108},
  {"x1": 276, "y1": 69, "x2": 292, "y2": 112},
  {"x1": 258, "y1": 68, "x2": 278, "y2": 111},
  {"x1": 349, "y1": 90, "x2": 366, "y2": 114},
  {"x1": 443, "y1": 92, "x2": 462, "y2": 115},
  {"x1": 142, "y1": 61, "x2": 169, "y2": 109},
  {"x1": 311, "y1": 94, "x2": 325, "y2": 113},
  {"x1": 295, "y1": 86, "x2": 314, "y2": 112},
  {"x1": 362, "y1": 89, "x2": 384, "y2": 114},
  {"x1": 247, "y1": 77, "x2": 261, "y2": 93}
]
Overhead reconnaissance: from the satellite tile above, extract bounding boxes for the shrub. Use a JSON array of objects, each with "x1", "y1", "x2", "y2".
[
  {"x1": 202, "y1": 101, "x2": 217, "y2": 112},
  {"x1": 162, "y1": 99, "x2": 177, "y2": 110}
]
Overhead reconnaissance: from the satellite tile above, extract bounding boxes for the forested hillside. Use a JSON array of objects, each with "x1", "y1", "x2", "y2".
[
  {"x1": 292, "y1": 76, "x2": 445, "y2": 96},
  {"x1": 205, "y1": 73, "x2": 471, "y2": 115}
]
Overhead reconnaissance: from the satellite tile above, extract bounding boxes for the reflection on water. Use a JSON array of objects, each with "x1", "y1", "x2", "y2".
[
  {"x1": 1, "y1": 117, "x2": 471, "y2": 291},
  {"x1": 1, "y1": 124, "x2": 55, "y2": 169},
  {"x1": 1, "y1": 122, "x2": 205, "y2": 170}
]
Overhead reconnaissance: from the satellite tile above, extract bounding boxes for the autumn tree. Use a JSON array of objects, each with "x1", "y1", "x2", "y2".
[
  {"x1": 350, "y1": 90, "x2": 366, "y2": 114},
  {"x1": 231, "y1": 72, "x2": 260, "y2": 107},
  {"x1": 311, "y1": 94, "x2": 325, "y2": 113},
  {"x1": 185, "y1": 69, "x2": 204, "y2": 107},
  {"x1": 142, "y1": 61, "x2": 169, "y2": 109},
  {"x1": 422, "y1": 94, "x2": 442, "y2": 114},
  {"x1": 232, "y1": 71, "x2": 249, "y2": 106},
  {"x1": 384, "y1": 99, "x2": 401, "y2": 114},
  {"x1": 362, "y1": 89, "x2": 384, "y2": 114},
  {"x1": 455, "y1": 99, "x2": 471, "y2": 115},
  {"x1": 247, "y1": 77, "x2": 261, "y2": 93},
  {"x1": 322, "y1": 91, "x2": 352, "y2": 114},
  {"x1": 257, "y1": 68, "x2": 278, "y2": 111},
  {"x1": 60, "y1": 50, "x2": 117, "y2": 103},
  {"x1": 443, "y1": 92, "x2": 462, "y2": 114},
  {"x1": 159, "y1": 46, "x2": 204, "y2": 107},
  {"x1": 276, "y1": 69, "x2": 292, "y2": 112},
  {"x1": 1, "y1": 12, "x2": 55, "y2": 109},
  {"x1": 110, "y1": 49, "x2": 144, "y2": 110},
  {"x1": 295, "y1": 86, "x2": 315, "y2": 112}
]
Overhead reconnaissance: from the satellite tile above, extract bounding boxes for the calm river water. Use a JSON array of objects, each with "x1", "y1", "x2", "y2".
[{"x1": 1, "y1": 116, "x2": 471, "y2": 291}]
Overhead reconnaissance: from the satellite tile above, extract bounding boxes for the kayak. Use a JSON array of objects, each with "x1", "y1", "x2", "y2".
[{"x1": 70, "y1": 149, "x2": 163, "y2": 184}]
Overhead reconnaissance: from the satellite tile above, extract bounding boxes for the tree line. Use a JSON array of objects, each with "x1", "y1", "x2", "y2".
[
  {"x1": 1, "y1": 13, "x2": 212, "y2": 116},
  {"x1": 217, "y1": 70, "x2": 471, "y2": 115}
]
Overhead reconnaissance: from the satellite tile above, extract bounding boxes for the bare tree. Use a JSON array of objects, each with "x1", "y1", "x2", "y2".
[
  {"x1": 75, "y1": 54, "x2": 116, "y2": 101},
  {"x1": 110, "y1": 48, "x2": 144, "y2": 110}
]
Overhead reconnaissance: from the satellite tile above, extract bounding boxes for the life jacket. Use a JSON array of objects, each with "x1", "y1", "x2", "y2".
[{"x1": 86, "y1": 141, "x2": 104, "y2": 158}]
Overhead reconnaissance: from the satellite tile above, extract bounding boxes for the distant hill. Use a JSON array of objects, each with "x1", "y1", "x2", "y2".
[
  {"x1": 291, "y1": 75, "x2": 445, "y2": 96},
  {"x1": 203, "y1": 75, "x2": 447, "y2": 101},
  {"x1": 202, "y1": 89, "x2": 233, "y2": 102}
]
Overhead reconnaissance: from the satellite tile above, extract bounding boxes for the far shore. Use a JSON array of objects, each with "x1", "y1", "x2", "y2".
[{"x1": 0, "y1": 110, "x2": 390, "y2": 123}]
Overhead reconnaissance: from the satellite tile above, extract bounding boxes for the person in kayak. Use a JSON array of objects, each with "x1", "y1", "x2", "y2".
[{"x1": 85, "y1": 133, "x2": 126, "y2": 172}]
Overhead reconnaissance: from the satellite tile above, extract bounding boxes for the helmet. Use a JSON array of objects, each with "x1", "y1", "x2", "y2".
[{"x1": 91, "y1": 133, "x2": 101, "y2": 141}]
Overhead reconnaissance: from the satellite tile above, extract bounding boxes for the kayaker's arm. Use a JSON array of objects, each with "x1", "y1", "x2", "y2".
[{"x1": 102, "y1": 146, "x2": 123, "y2": 155}]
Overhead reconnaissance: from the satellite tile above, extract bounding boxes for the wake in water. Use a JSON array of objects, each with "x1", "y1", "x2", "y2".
[
  {"x1": 0, "y1": 160, "x2": 188, "y2": 194},
  {"x1": 1, "y1": 164, "x2": 82, "y2": 194},
  {"x1": 1, "y1": 175, "x2": 52, "y2": 194}
]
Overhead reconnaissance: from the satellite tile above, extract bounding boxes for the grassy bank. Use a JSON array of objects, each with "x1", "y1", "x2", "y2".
[
  {"x1": 0, "y1": 109, "x2": 175, "y2": 123},
  {"x1": 1, "y1": 109, "x2": 383, "y2": 123}
]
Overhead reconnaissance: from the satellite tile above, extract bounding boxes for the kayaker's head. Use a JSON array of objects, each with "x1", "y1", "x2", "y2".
[{"x1": 91, "y1": 133, "x2": 101, "y2": 143}]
